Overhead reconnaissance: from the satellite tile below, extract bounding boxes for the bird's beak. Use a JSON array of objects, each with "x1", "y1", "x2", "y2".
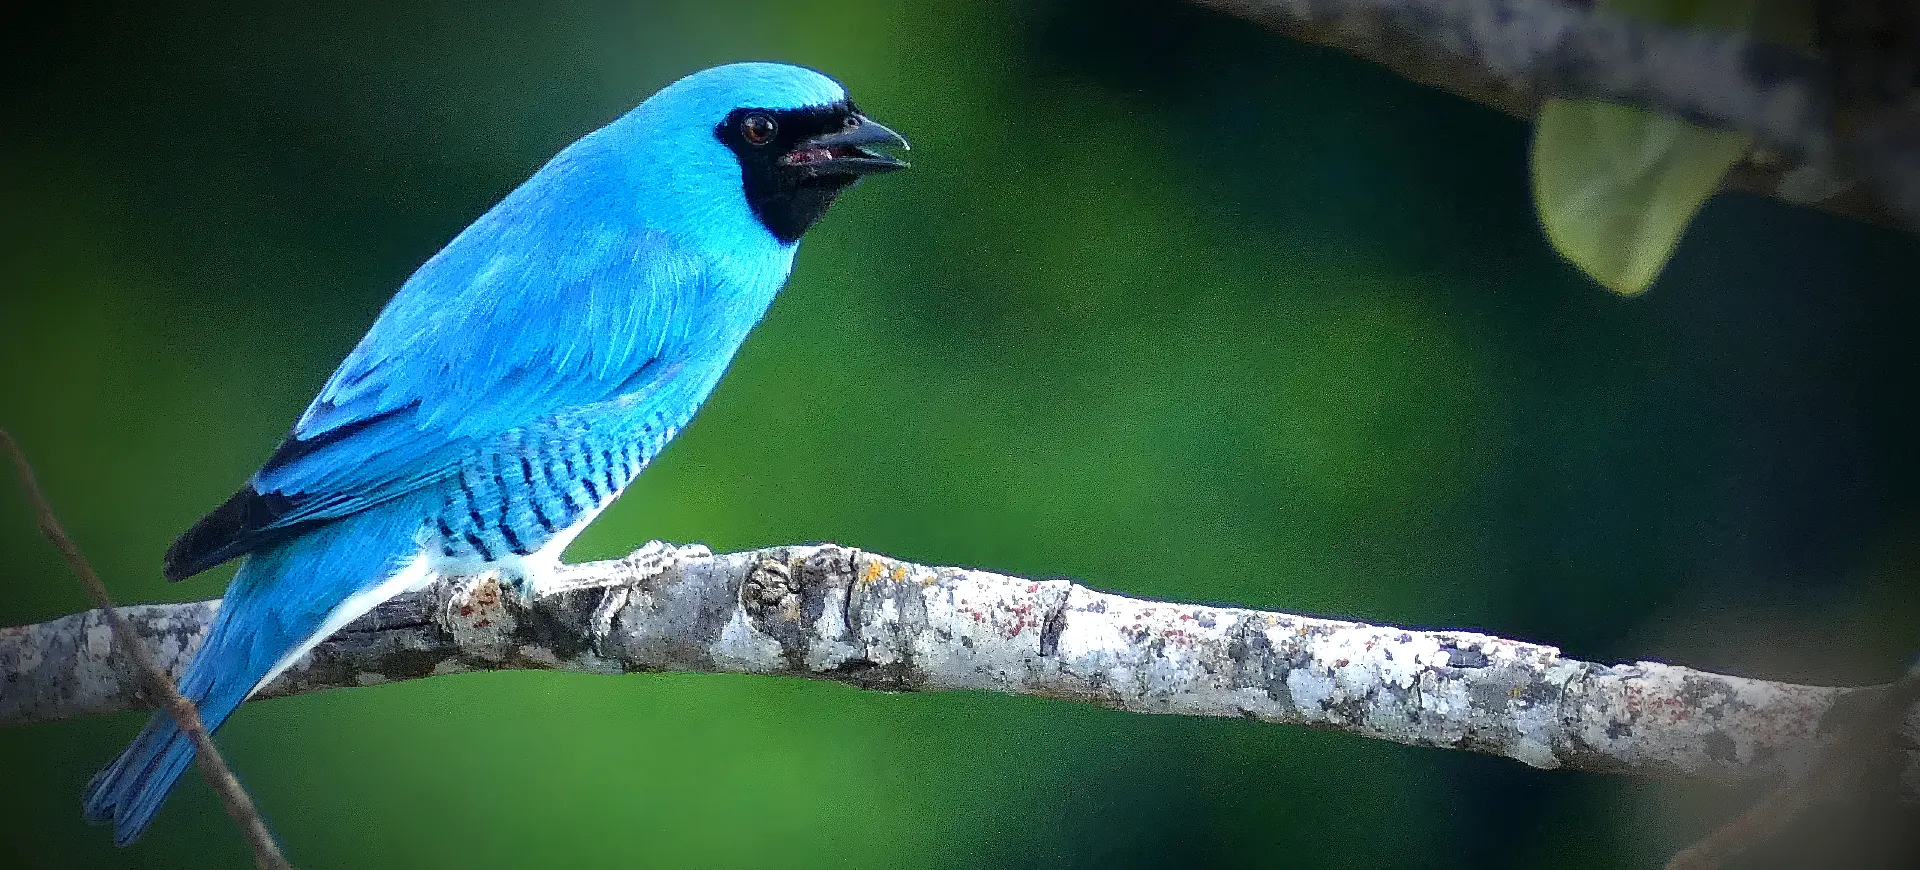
[{"x1": 786, "y1": 115, "x2": 911, "y2": 177}]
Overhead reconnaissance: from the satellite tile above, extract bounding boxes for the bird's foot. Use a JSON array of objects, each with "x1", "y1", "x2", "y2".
[{"x1": 621, "y1": 539, "x2": 711, "y2": 578}]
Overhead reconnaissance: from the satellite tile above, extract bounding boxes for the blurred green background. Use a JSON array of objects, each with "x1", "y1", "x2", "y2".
[{"x1": 3, "y1": 0, "x2": 1917, "y2": 867}]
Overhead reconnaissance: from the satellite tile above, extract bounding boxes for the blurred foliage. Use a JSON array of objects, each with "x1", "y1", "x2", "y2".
[
  {"x1": 1532, "y1": 99, "x2": 1747, "y2": 296},
  {"x1": 1530, "y1": 0, "x2": 1815, "y2": 295},
  {"x1": 2, "y1": 1, "x2": 1917, "y2": 868}
]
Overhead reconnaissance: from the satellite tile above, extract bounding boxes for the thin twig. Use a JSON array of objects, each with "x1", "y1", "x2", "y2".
[
  {"x1": 0, "y1": 429, "x2": 293, "y2": 870},
  {"x1": 1663, "y1": 775, "x2": 1824, "y2": 870}
]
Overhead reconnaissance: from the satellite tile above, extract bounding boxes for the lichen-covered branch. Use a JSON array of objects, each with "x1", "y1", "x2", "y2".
[
  {"x1": 4, "y1": 541, "x2": 1913, "y2": 789},
  {"x1": 1188, "y1": 0, "x2": 1920, "y2": 232}
]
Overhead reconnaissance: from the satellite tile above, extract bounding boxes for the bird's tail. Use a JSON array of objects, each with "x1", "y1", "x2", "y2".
[{"x1": 82, "y1": 498, "x2": 427, "y2": 846}]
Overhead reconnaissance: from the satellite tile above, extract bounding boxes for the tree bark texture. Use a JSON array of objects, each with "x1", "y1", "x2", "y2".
[{"x1": 6, "y1": 542, "x2": 1912, "y2": 790}]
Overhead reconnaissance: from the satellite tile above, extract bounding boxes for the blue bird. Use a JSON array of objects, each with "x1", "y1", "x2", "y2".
[{"x1": 83, "y1": 61, "x2": 908, "y2": 844}]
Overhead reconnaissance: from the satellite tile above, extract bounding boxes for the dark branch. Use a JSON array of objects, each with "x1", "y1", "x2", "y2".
[{"x1": 1190, "y1": 0, "x2": 1920, "y2": 232}]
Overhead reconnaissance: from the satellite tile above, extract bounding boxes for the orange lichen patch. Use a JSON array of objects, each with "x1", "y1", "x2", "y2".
[
  {"x1": 892, "y1": 565, "x2": 908, "y2": 582},
  {"x1": 859, "y1": 559, "x2": 885, "y2": 587}
]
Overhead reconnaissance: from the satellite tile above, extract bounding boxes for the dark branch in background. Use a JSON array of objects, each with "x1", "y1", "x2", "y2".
[
  {"x1": 0, "y1": 431, "x2": 294, "y2": 870},
  {"x1": 1187, "y1": 0, "x2": 1920, "y2": 232}
]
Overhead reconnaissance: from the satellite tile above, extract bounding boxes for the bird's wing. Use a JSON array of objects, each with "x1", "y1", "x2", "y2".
[{"x1": 164, "y1": 221, "x2": 714, "y2": 581}]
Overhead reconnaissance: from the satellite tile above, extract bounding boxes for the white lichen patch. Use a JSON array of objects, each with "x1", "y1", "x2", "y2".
[
  {"x1": 711, "y1": 608, "x2": 785, "y2": 674},
  {"x1": 802, "y1": 583, "x2": 860, "y2": 672},
  {"x1": 1307, "y1": 625, "x2": 1448, "y2": 691},
  {"x1": 1505, "y1": 660, "x2": 1590, "y2": 770},
  {"x1": 1285, "y1": 667, "x2": 1338, "y2": 717},
  {"x1": 85, "y1": 621, "x2": 116, "y2": 657},
  {"x1": 910, "y1": 569, "x2": 1068, "y2": 691},
  {"x1": 1043, "y1": 588, "x2": 1142, "y2": 700}
]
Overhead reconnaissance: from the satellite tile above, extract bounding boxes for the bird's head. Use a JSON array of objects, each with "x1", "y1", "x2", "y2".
[{"x1": 610, "y1": 62, "x2": 909, "y2": 248}]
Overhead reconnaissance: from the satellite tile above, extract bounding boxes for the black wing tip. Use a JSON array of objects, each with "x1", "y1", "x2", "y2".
[
  {"x1": 163, "y1": 486, "x2": 294, "y2": 581},
  {"x1": 164, "y1": 412, "x2": 415, "y2": 581},
  {"x1": 161, "y1": 542, "x2": 214, "y2": 583}
]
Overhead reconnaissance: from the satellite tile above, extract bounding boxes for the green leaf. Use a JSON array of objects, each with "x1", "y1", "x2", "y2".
[
  {"x1": 1531, "y1": 100, "x2": 1749, "y2": 295},
  {"x1": 1528, "y1": 0, "x2": 1802, "y2": 295}
]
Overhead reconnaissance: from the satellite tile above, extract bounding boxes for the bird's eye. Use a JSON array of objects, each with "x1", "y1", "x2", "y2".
[{"x1": 741, "y1": 113, "x2": 777, "y2": 146}]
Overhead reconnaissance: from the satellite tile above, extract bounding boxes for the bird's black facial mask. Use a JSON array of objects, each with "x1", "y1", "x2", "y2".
[{"x1": 716, "y1": 100, "x2": 909, "y2": 244}]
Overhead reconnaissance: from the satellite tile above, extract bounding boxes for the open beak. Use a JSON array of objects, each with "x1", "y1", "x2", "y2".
[{"x1": 783, "y1": 115, "x2": 911, "y2": 177}]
